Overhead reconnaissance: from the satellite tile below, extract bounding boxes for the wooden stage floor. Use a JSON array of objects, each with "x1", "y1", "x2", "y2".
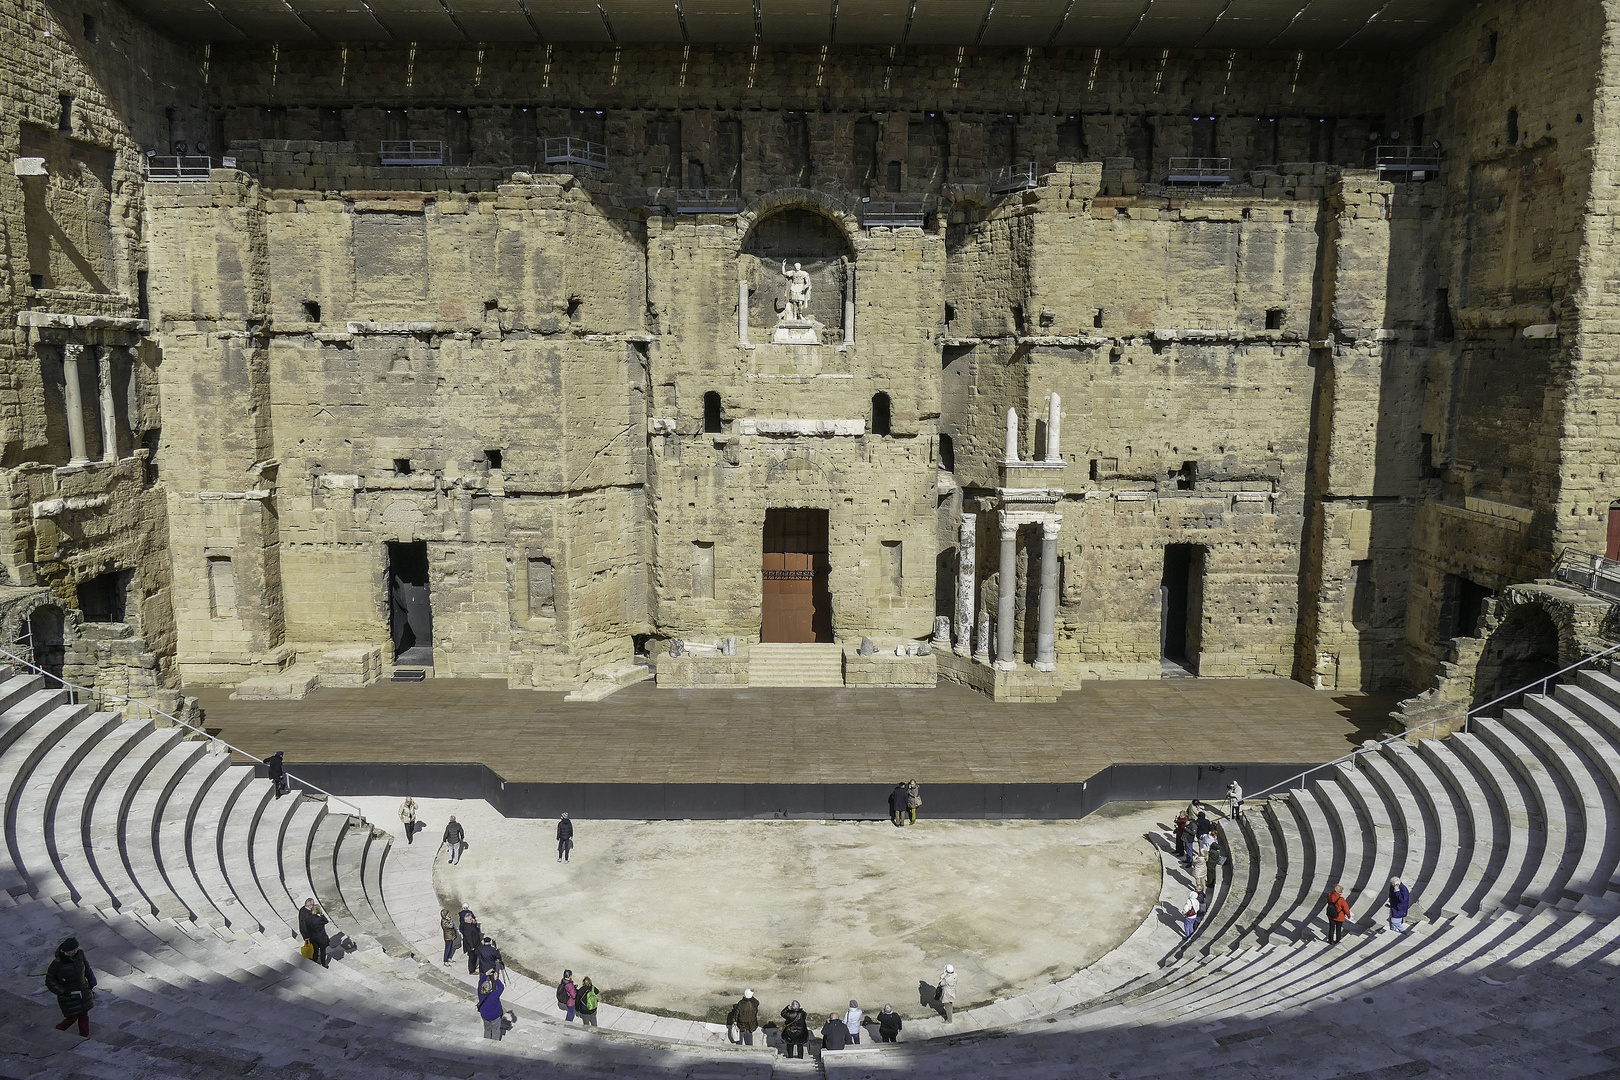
[{"x1": 189, "y1": 676, "x2": 1404, "y2": 786}]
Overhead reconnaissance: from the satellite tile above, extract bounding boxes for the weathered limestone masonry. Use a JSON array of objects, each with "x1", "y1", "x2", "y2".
[{"x1": 10, "y1": 0, "x2": 1620, "y2": 704}]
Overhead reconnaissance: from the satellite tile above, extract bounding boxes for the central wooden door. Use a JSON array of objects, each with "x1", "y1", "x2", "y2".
[{"x1": 761, "y1": 509, "x2": 833, "y2": 643}]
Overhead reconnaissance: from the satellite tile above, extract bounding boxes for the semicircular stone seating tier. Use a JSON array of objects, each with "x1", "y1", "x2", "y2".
[{"x1": 3, "y1": 664, "x2": 1620, "y2": 1079}]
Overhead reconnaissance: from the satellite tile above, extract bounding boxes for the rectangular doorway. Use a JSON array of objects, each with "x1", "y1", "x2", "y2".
[
  {"x1": 762, "y1": 509, "x2": 832, "y2": 643},
  {"x1": 1161, "y1": 543, "x2": 1205, "y2": 675},
  {"x1": 387, "y1": 540, "x2": 434, "y2": 664}
]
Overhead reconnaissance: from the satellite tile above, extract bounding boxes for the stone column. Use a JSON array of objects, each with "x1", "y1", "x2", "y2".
[
  {"x1": 995, "y1": 514, "x2": 1017, "y2": 670},
  {"x1": 1034, "y1": 518, "x2": 1061, "y2": 671},
  {"x1": 954, "y1": 512, "x2": 976, "y2": 655},
  {"x1": 973, "y1": 608, "x2": 990, "y2": 664},
  {"x1": 61, "y1": 343, "x2": 90, "y2": 465},
  {"x1": 738, "y1": 279, "x2": 750, "y2": 345},
  {"x1": 1005, "y1": 408, "x2": 1019, "y2": 463},
  {"x1": 1045, "y1": 392, "x2": 1062, "y2": 462},
  {"x1": 98, "y1": 347, "x2": 119, "y2": 461}
]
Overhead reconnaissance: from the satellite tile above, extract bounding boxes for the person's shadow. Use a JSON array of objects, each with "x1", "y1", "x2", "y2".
[
  {"x1": 1159, "y1": 899, "x2": 1188, "y2": 932},
  {"x1": 918, "y1": 980, "x2": 950, "y2": 1018}
]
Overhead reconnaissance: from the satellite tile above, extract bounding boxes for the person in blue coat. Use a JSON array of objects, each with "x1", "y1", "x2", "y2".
[
  {"x1": 1387, "y1": 877, "x2": 1412, "y2": 934},
  {"x1": 477, "y1": 972, "x2": 506, "y2": 1040}
]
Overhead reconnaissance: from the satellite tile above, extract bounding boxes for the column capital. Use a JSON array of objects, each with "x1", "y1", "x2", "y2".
[{"x1": 1041, "y1": 518, "x2": 1062, "y2": 541}]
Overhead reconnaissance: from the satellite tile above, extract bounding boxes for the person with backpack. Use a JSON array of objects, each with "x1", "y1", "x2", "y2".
[
  {"x1": 267, "y1": 751, "x2": 288, "y2": 799},
  {"x1": 1182, "y1": 891, "x2": 1201, "y2": 939},
  {"x1": 1387, "y1": 877, "x2": 1412, "y2": 934},
  {"x1": 576, "y1": 977, "x2": 600, "y2": 1027},
  {"x1": 459, "y1": 907, "x2": 481, "y2": 974},
  {"x1": 440, "y1": 908, "x2": 458, "y2": 965},
  {"x1": 46, "y1": 937, "x2": 96, "y2": 1037},
  {"x1": 477, "y1": 971, "x2": 505, "y2": 1040},
  {"x1": 557, "y1": 969, "x2": 578, "y2": 1021},
  {"x1": 727, "y1": 989, "x2": 761, "y2": 1046},
  {"x1": 779, "y1": 1000, "x2": 810, "y2": 1058},
  {"x1": 557, "y1": 813, "x2": 574, "y2": 862},
  {"x1": 1325, "y1": 884, "x2": 1351, "y2": 944},
  {"x1": 298, "y1": 898, "x2": 331, "y2": 968},
  {"x1": 819, "y1": 1012, "x2": 847, "y2": 1051},
  {"x1": 443, "y1": 816, "x2": 466, "y2": 865},
  {"x1": 877, "y1": 1004, "x2": 902, "y2": 1043}
]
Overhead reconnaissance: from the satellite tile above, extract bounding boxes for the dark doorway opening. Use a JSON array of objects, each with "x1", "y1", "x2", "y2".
[
  {"x1": 762, "y1": 509, "x2": 832, "y2": 643},
  {"x1": 1472, "y1": 605, "x2": 1560, "y2": 712},
  {"x1": 26, "y1": 605, "x2": 66, "y2": 687},
  {"x1": 1161, "y1": 544, "x2": 1205, "y2": 675},
  {"x1": 80, "y1": 570, "x2": 132, "y2": 623},
  {"x1": 1607, "y1": 501, "x2": 1620, "y2": 561},
  {"x1": 387, "y1": 541, "x2": 433, "y2": 664},
  {"x1": 1439, "y1": 573, "x2": 1493, "y2": 640}
]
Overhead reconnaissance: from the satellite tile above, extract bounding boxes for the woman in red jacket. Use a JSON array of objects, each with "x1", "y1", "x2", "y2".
[{"x1": 1325, "y1": 884, "x2": 1352, "y2": 944}]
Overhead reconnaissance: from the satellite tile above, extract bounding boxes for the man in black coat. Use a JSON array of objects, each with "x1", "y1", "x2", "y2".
[
  {"x1": 888, "y1": 782, "x2": 908, "y2": 827},
  {"x1": 46, "y1": 937, "x2": 96, "y2": 1036},
  {"x1": 444, "y1": 816, "x2": 466, "y2": 864},
  {"x1": 298, "y1": 898, "x2": 331, "y2": 968},
  {"x1": 557, "y1": 813, "x2": 574, "y2": 863},
  {"x1": 267, "y1": 751, "x2": 288, "y2": 798},
  {"x1": 475, "y1": 935, "x2": 503, "y2": 975},
  {"x1": 820, "y1": 1013, "x2": 848, "y2": 1051},
  {"x1": 459, "y1": 907, "x2": 482, "y2": 974}
]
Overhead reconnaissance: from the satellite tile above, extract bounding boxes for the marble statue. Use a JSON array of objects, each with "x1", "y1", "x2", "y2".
[{"x1": 780, "y1": 260, "x2": 811, "y2": 321}]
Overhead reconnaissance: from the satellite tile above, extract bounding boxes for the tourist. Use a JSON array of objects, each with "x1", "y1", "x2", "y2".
[
  {"x1": 443, "y1": 816, "x2": 466, "y2": 864},
  {"x1": 477, "y1": 970, "x2": 505, "y2": 1040},
  {"x1": 779, "y1": 1000, "x2": 810, "y2": 1058},
  {"x1": 1325, "y1": 884, "x2": 1351, "y2": 944},
  {"x1": 728, "y1": 988, "x2": 761, "y2": 1046},
  {"x1": 476, "y1": 935, "x2": 503, "y2": 975},
  {"x1": 440, "y1": 908, "x2": 458, "y2": 966},
  {"x1": 820, "y1": 1012, "x2": 847, "y2": 1051},
  {"x1": 935, "y1": 963, "x2": 957, "y2": 1022},
  {"x1": 843, "y1": 999, "x2": 863, "y2": 1044},
  {"x1": 557, "y1": 969, "x2": 577, "y2": 1021},
  {"x1": 1387, "y1": 877, "x2": 1412, "y2": 934},
  {"x1": 557, "y1": 812, "x2": 574, "y2": 862},
  {"x1": 267, "y1": 751, "x2": 288, "y2": 798},
  {"x1": 1194, "y1": 809, "x2": 1213, "y2": 844},
  {"x1": 577, "y1": 977, "x2": 600, "y2": 1027},
  {"x1": 878, "y1": 1004, "x2": 902, "y2": 1043},
  {"x1": 299, "y1": 898, "x2": 330, "y2": 968},
  {"x1": 1172, "y1": 808, "x2": 1191, "y2": 862},
  {"x1": 1190, "y1": 845, "x2": 1209, "y2": 892},
  {"x1": 889, "y1": 782, "x2": 908, "y2": 827},
  {"x1": 1182, "y1": 891, "x2": 1201, "y2": 938},
  {"x1": 1227, "y1": 780, "x2": 1243, "y2": 819},
  {"x1": 399, "y1": 796, "x2": 418, "y2": 843},
  {"x1": 906, "y1": 779, "x2": 922, "y2": 824},
  {"x1": 45, "y1": 937, "x2": 96, "y2": 1037},
  {"x1": 459, "y1": 907, "x2": 481, "y2": 974}
]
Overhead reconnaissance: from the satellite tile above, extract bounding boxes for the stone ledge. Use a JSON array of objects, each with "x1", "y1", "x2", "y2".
[{"x1": 936, "y1": 650, "x2": 1065, "y2": 702}]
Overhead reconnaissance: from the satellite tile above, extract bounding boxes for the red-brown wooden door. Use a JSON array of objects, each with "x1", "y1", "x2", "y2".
[{"x1": 761, "y1": 509, "x2": 832, "y2": 643}]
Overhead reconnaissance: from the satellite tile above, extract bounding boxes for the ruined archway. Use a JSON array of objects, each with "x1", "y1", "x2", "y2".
[
  {"x1": 1471, "y1": 604, "x2": 1561, "y2": 711},
  {"x1": 739, "y1": 204, "x2": 855, "y2": 335}
]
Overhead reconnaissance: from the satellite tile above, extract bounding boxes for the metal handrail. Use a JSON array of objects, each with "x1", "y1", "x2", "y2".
[
  {"x1": 379, "y1": 140, "x2": 447, "y2": 166},
  {"x1": 1247, "y1": 639, "x2": 1620, "y2": 801},
  {"x1": 1166, "y1": 157, "x2": 1233, "y2": 185},
  {"x1": 0, "y1": 643, "x2": 367, "y2": 823},
  {"x1": 672, "y1": 188, "x2": 740, "y2": 214},
  {"x1": 146, "y1": 155, "x2": 212, "y2": 180},
  {"x1": 1370, "y1": 144, "x2": 1441, "y2": 177},
  {"x1": 1553, "y1": 548, "x2": 1620, "y2": 600},
  {"x1": 542, "y1": 136, "x2": 607, "y2": 169},
  {"x1": 988, "y1": 161, "x2": 1038, "y2": 195},
  {"x1": 860, "y1": 198, "x2": 931, "y2": 227}
]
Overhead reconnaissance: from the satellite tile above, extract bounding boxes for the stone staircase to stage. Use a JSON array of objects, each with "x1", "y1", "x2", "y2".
[
  {"x1": 747, "y1": 643, "x2": 845, "y2": 688},
  {"x1": 4, "y1": 657, "x2": 1620, "y2": 1078}
]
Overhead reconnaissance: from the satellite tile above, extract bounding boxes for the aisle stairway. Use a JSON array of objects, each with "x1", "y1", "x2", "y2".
[
  {"x1": 3, "y1": 660, "x2": 1620, "y2": 1078},
  {"x1": 747, "y1": 643, "x2": 845, "y2": 688}
]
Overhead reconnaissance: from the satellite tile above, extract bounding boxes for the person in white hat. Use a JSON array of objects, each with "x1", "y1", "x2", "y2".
[
  {"x1": 936, "y1": 964, "x2": 958, "y2": 1022},
  {"x1": 727, "y1": 988, "x2": 761, "y2": 1045}
]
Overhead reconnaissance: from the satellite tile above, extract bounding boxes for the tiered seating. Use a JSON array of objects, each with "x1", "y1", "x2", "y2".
[{"x1": 3, "y1": 661, "x2": 1620, "y2": 1079}]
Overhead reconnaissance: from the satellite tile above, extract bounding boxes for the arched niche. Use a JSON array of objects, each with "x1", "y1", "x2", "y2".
[
  {"x1": 1471, "y1": 604, "x2": 1561, "y2": 710},
  {"x1": 740, "y1": 207, "x2": 855, "y2": 337}
]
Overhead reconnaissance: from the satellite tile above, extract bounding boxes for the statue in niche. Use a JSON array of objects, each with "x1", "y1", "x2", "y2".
[{"x1": 780, "y1": 261, "x2": 812, "y2": 322}]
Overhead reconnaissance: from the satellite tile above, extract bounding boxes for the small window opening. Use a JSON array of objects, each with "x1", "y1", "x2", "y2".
[
  {"x1": 1507, "y1": 108, "x2": 1519, "y2": 145},
  {"x1": 1089, "y1": 459, "x2": 1101, "y2": 481},
  {"x1": 939, "y1": 434, "x2": 955, "y2": 471},
  {"x1": 58, "y1": 94, "x2": 73, "y2": 134},
  {"x1": 393, "y1": 457, "x2": 413, "y2": 476},
  {"x1": 1175, "y1": 460, "x2": 1197, "y2": 490},
  {"x1": 1483, "y1": 29, "x2": 1498, "y2": 62},
  {"x1": 136, "y1": 271, "x2": 149, "y2": 318},
  {"x1": 871, "y1": 392, "x2": 892, "y2": 437},
  {"x1": 303, "y1": 300, "x2": 321, "y2": 323},
  {"x1": 1265, "y1": 308, "x2": 1285, "y2": 330},
  {"x1": 80, "y1": 569, "x2": 131, "y2": 622},
  {"x1": 1011, "y1": 305, "x2": 1026, "y2": 335},
  {"x1": 1435, "y1": 288, "x2": 1455, "y2": 342},
  {"x1": 566, "y1": 297, "x2": 582, "y2": 322},
  {"x1": 886, "y1": 160, "x2": 902, "y2": 192},
  {"x1": 1420, "y1": 433, "x2": 1441, "y2": 479},
  {"x1": 484, "y1": 299, "x2": 499, "y2": 313},
  {"x1": 703, "y1": 391, "x2": 723, "y2": 434},
  {"x1": 944, "y1": 302, "x2": 956, "y2": 325},
  {"x1": 1093, "y1": 309, "x2": 1104, "y2": 328},
  {"x1": 30, "y1": 273, "x2": 45, "y2": 291},
  {"x1": 82, "y1": 13, "x2": 97, "y2": 40},
  {"x1": 485, "y1": 448, "x2": 503, "y2": 470}
]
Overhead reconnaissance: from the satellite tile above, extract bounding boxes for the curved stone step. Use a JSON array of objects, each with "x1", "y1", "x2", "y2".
[
  {"x1": 84, "y1": 724, "x2": 186, "y2": 912},
  {"x1": 1213, "y1": 809, "x2": 1283, "y2": 953},
  {"x1": 154, "y1": 745, "x2": 234, "y2": 926},
  {"x1": 11, "y1": 710, "x2": 120, "y2": 901},
  {"x1": 279, "y1": 796, "x2": 328, "y2": 915},
  {"x1": 123, "y1": 737, "x2": 211, "y2": 919},
  {"x1": 252, "y1": 790, "x2": 312, "y2": 934},
  {"x1": 1359, "y1": 748, "x2": 1436, "y2": 900},
  {"x1": 1500, "y1": 707, "x2": 1611, "y2": 905},
  {"x1": 361, "y1": 829, "x2": 416, "y2": 956},
  {"x1": 219, "y1": 777, "x2": 281, "y2": 933},
  {"x1": 0, "y1": 682, "x2": 60, "y2": 754},
  {"x1": 1472, "y1": 718, "x2": 1574, "y2": 908},
  {"x1": 1416, "y1": 739, "x2": 1500, "y2": 914},
  {"x1": 1449, "y1": 731, "x2": 1540, "y2": 909},
  {"x1": 48, "y1": 717, "x2": 155, "y2": 906},
  {"x1": 1269, "y1": 786, "x2": 1338, "y2": 941},
  {"x1": 1383, "y1": 741, "x2": 1466, "y2": 918},
  {"x1": 1250, "y1": 798, "x2": 1308, "y2": 945},
  {"x1": 1331, "y1": 765, "x2": 1396, "y2": 925},
  {"x1": 310, "y1": 812, "x2": 355, "y2": 929},
  {"x1": 0, "y1": 702, "x2": 93, "y2": 898},
  {"x1": 185, "y1": 763, "x2": 258, "y2": 929},
  {"x1": 1311, "y1": 775, "x2": 1371, "y2": 919}
]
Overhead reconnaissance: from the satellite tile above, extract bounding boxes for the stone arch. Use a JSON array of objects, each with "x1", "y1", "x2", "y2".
[
  {"x1": 1471, "y1": 602, "x2": 1562, "y2": 710},
  {"x1": 0, "y1": 588, "x2": 77, "y2": 685},
  {"x1": 735, "y1": 189, "x2": 860, "y2": 246},
  {"x1": 738, "y1": 202, "x2": 855, "y2": 335}
]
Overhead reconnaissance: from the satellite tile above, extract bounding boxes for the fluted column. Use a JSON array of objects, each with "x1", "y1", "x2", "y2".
[
  {"x1": 954, "y1": 512, "x2": 976, "y2": 655},
  {"x1": 61, "y1": 343, "x2": 90, "y2": 465},
  {"x1": 995, "y1": 514, "x2": 1017, "y2": 670},
  {"x1": 98, "y1": 347, "x2": 119, "y2": 461},
  {"x1": 1034, "y1": 518, "x2": 1061, "y2": 671}
]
